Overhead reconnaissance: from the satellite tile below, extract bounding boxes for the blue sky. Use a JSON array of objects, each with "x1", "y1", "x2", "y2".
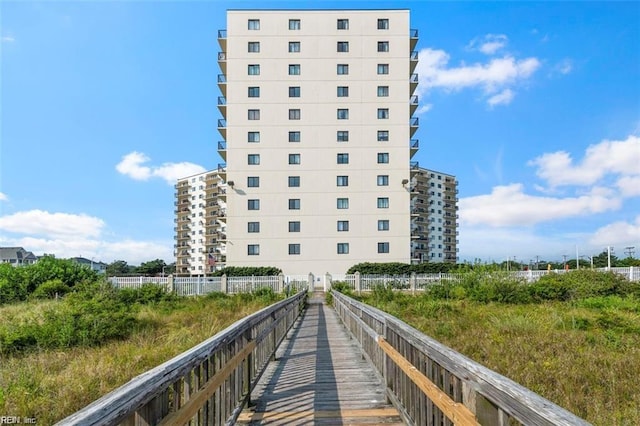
[{"x1": 1, "y1": 1, "x2": 639, "y2": 266}]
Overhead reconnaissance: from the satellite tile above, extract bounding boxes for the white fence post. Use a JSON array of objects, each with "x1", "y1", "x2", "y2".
[
  {"x1": 308, "y1": 273, "x2": 314, "y2": 292},
  {"x1": 355, "y1": 271, "x2": 361, "y2": 295},
  {"x1": 278, "y1": 273, "x2": 284, "y2": 294},
  {"x1": 222, "y1": 274, "x2": 228, "y2": 294},
  {"x1": 410, "y1": 272, "x2": 417, "y2": 294}
]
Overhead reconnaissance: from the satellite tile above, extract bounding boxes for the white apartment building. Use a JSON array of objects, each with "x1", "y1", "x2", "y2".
[
  {"x1": 411, "y1": 168, "x2": 459, "y2": 263},
  {"x1": 216, "y1": 9, "x2": 419, "y2": 276},
  {"x1": 174, "y1": 171, "x2": 227, "y2": 275}
]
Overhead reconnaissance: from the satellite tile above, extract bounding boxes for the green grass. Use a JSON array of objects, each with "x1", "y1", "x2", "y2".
[
  {"x1": 359, "y1": 292, "x2": 640, "y2": 425},
  {"x1": 0, "y1": 292, "x2": 279, "y2": 424}
]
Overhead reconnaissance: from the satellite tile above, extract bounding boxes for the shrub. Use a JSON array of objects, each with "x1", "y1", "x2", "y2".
[
  {"x1": 30, "y1": 279, "x2": 71, "y2": 300},
  {"x1": 529, "y1": 270, "x2": 633, "y2": 301},
  {"x1": 116, "y1": 283, "x2": 176, "y2": 305}
]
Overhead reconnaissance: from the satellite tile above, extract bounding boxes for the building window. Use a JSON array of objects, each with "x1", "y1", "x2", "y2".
[
  {"x1": 289, "y1": 64, "x2": 301, "y2": 75},
  {"x1": 248, "y1": 154, "x2": 260, "y2": 165},
  {"x1": 337, "y1": 198, "x2": 349, "y2": 209},
  {"x1": 289, "y1": 86, "x2": 301, "y2": 97},
  {"x1": 337, "y1": 131, "x2": 349, "y2": 142},
  {"x1": 378, "y1": 242, "x2": 390, "y2": 253},
  {"x1": 337, "y1": 41, "x2": 349, "y2": 52},
  {"x1": 289, "y1": 109, "x2": 301, "y2": 120},
  {"x1": 337, "y1": 243, "x2": 349, "y2": 254},
  {"x1": 337, "y1": 221, "x2": 349, "y2": 232},
  {"x1": 377, "y1": 41, "x2": 389, "y2": 52},
  {"x1": 337, "y1": 86, "x2": 349, "y2": 97},
  {"x1": 377, "y1": 18, "x2": 389, "y2": 30},
  {"x1": 377, "y1": 152, "x2": 389, "y2": 163},
  {"x1": 377, "y1": 108, "x2": 389, "y2": 119},
  {"x1": 288, "y1": 244, "x2": 301, "y2": 255},
  {"x1": 337, "y1": 19, "x2": 349, "y2": 30},
  {"x1": 248, "y1": 64, "x2": 260, "y2": 75},
  {"x1": 289, "y1": 41, "x2": 301, "y2": 52},
  {"x1": 377, "y1": 64, "x2": 389, "y2": 74},
  {"x1": 248, "y1": 244, "x2": 260, "y2": 255},
  {"x1": 289, "y1": 221, "x2": 300, "y2": 232},
  {"x1": 248, "y1": 222, "x2": 260, "y2": 233},
  {"x1": 248, "y1": 19, "x2": 260, "y2": 30},
  {"x1": 337, "y1": 153, "x2": 349, "y2": 164},
  {"x1": 377, "y1": 197, "x2": 389, "y2": 208},
  {"x1": 247, "y1": 176, "x2": 259, "y2": 187},
  {"x1": 288, "y1": 176, "x2": 300, "y2": 187},
  {"x1": 378, "y1": 220, "x2": 390, "y2": 231},
  {"x1": 377, "y1": 86, "x2": 389, "y2": 97},
  {"x1": 336, "y1": 176, "x2": 349, "y2": 186},
  {"x1": 289, "y1": 19, "x2": 301, "y2": 30},
  {"x1": 248, "y1": 41, "x2": 260, "y2": 52},
  {"x1": 288, "y1": 198, "x2": 300, "y2": 210},
  {"x1": 248, "y1": 199, "x2": 260, "y2": 210},
  {"x1": 248, "y1": 109, "x2": 260, "y2": 120},
  {"x1": 337, "y1": 64, "x2": 349, "y2": 75},
  {"x1": 337, "y1": 109, "x2": 349, "y2": 119},
  {"x1": 377, "y1": 175, "x2": 389, "y2": 186},
  {"x1": 288, "y1": 153, "x2": 301, "y2": 164},
  {"x1": 248, "y1": 86, "x2": 260, "y2": 98},
  {"x1": 248, "y1": 131, "x2": 260, "y2": 142},
  {"x1": 289, "y1": 131, "x2": 301, "y2": 142},
  {"x1": 377, "y1": 130, "x2": 389, "y2": 141}
]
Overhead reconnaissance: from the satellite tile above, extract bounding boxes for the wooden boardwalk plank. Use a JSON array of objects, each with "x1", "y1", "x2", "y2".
[{"x1": 238, "y1": 293, "x2": 404, "y2": 425}]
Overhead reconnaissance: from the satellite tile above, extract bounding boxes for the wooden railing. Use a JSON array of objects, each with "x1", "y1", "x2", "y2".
[
  {"x1": 55, "y1": 291, "x2": 307, "y2": 426},
  {"x1": 331, "y1": 291, "x2": 591, "y2": 426}
]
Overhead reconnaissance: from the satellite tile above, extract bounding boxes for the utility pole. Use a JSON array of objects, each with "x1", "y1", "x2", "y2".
[
  {"x1": 624, "y1": 246, "x2": 636, "y2": 258},
  {"x1": 607, "y1": 246, "x2": 614, "y2": 269},
  {"x1": 562, "y1": 254, "x2": 567, "y2": 268},
  {"x1": 535, "y1": 255, "x2": 539, "y2": 270}
]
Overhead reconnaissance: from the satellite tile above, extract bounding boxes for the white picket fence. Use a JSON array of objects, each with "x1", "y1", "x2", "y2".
[
  {"x1": 107, "y1": 267, "x2": 638, "y2": 296},
  {"x1": 331, "y1": 266, "x2": 640, "y2": 292},
  {"x1": 108, "y1": 274, "x2": 311, "y2": 296}
]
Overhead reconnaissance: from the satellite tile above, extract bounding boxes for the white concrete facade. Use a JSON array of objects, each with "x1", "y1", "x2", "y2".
[{"x1": 218, "y1": 10, "x2": 417, "y2": 276}]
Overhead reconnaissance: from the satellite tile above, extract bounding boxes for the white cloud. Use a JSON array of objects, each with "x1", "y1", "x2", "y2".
[
  {"x1": 556, "y1": 58, "x2": 573, "y2": 75},
  {"x1": 116, "y1": 151, "x2": 206, "y2": 185},
  {"x1": 617, "y1": 176, "x2": 640, "y2": 197},
  {"x1": 416, "y1": 47, "x2": 540, "y2": 106},
  {"x1": 0, "y1": 192, "x2": 7, "y2": 202},
  {"x1": 589, "y1": 215, "x2": 640, "y2": 248},
  {"x1": 467, "y1": 34, "x2": 508, "y2": 55},
  {"x1": 0, "y1": 209, "x2": 172, "y2": 264},
  {"x1": 487, "y1": 89, "x2": 514, "y2": 107},
  {"x1": 1, "y1": 35, "x2": 15, "y2": 43},
  {"x1": 415, "y1": 104, "x2": 433, "y2": 115},
  {"x1": 0, "y1": 210, "x2": 105, "y2": 238},
  {"x1": 460, "y1": 183, "x2": 621, "y2": 227},
  {"x1": 528, "y1": 135, "x2": 640, "y2": 188}
]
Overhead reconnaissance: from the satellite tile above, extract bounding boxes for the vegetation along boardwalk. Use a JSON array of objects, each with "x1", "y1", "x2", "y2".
[{"x1": 238, "y1": 292, "x2": 403, "y2": 425}]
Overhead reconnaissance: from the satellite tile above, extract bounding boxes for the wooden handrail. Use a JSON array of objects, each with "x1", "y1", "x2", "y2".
[
  {"x1": 377, "y1": 336, "x2": 479, "y2": 426},
  {"x1": 331, "y1": 291, "x2": 591, "y2": 426},
  {"x1": 56, "y1": 291, "x2": 306, "y2": 426}
]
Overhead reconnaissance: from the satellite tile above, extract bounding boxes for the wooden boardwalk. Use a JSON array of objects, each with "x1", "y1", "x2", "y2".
[{"x1": 238, "y1": 292, "x2": 404, "y2": 425}]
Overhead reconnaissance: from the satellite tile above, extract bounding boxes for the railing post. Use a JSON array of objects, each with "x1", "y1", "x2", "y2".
[
  {"x1": 168, "y1": 274, "x2": 174, "y2": 294},
  {"x1": 308, "y1": 272, "x2": 314, "y2": 291},
  {"x1": 278, "y1": 273, "x2": 284, "y2": 294},
  {"x1": 630, "y1": 266, "x2": 634, "y2": 281},
  {"x1": 410, "y1": 272, "x2": 416, "y2": 294},
  {"x1": 325, "y1": 272, "x2": 332, "y2": 292},
  {"x1": 355, "y1": 271, "x2": 361, "y2": 295},
  {"x1": 222, "y1": 274, "x2": 228, "y2": 294}
]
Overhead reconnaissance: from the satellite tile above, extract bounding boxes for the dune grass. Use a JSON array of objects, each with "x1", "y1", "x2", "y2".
[
  {"x1": 0, "y1": 292, "x2": 277, "y2": 424},
  {"x1": 359, "y1": 292, "x2": 640, "y2": 425}
]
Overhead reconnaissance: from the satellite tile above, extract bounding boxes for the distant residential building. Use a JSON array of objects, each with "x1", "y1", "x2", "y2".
[
  {"x1": 69, "y1": 257, "x2": 108, "y2": 274},
  {"x1": 174, "y1": 170, "x2": 227, "y2": 275},
  {"x1": 411, "y1": 168, "x2": 459, "y2": 263},
  {"x1": 0, "y1": 247, "x2": 38, "y2": 266}
]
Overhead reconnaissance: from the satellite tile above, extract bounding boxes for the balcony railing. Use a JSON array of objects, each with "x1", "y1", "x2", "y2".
[
  {"x1": 218, "y1": 51, "x2": 226, "y2": 61},
  {"x1": 410, "y1": 73, "x2": 418, "y2": 83},
  {"x1": 217, "y1": 119, "x2": 226, "y2": 128},
  {"x1": 410, "y1": 95, "x2": 418, "y2": 105},
  {"x1": 410, "y1": 117, "x2": 419, "y2": 127},
  {"x1": 218, "y1": 96, "x2": 226, "y2": 106},
  {"x1": 410, "y1": 50, "x2": 418, "y2": 61},
  {"x1": 217, "y1": 29, "x2": 227, "y2": 39},
  {"x1": 218, "y1": 141, "x2": 227, "y2": 151},
  {"x1": 410, "y1": 29, "x2": 418, "y2": 38},
  {"x1": 217, "y1": 74, "x2": 226, "y2": 83}
]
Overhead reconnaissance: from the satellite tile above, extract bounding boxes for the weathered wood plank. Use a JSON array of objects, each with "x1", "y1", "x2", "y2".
[{"x1": 239, "y1": 292, "x2": 402, "y2": 425}]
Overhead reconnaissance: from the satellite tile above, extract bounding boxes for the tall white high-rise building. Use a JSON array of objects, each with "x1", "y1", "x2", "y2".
[{"x1": 216, "y1": 9, "x2": 419, "y2": 276}]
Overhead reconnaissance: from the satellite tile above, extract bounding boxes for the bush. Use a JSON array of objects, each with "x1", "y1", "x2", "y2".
[
  {"x1": 30, "y1": 279, "x2": 71, "y2": 300},
  {"x1": 529, "y1": 270, "x2": 633, "y2": 301},
  {"x1": 211, "y1": 266, "x2": 282, "y2": 277},
  {"x1": 116, "y1": 283, "x2": 176, "y2": 305}
]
